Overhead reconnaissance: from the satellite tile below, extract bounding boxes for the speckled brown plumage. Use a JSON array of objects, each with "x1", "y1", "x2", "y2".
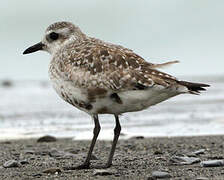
[
  {"x1": 44, "y1": 22, "x2": 210, "y2": 114},
  {"x1": 23, "y1": 21, "x2": 210, "y2": 169},
  {"x1": 50, "y1": 36, "x2": 178, "y2": 92}
]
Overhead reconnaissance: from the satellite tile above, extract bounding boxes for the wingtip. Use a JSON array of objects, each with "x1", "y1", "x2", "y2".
[
  {"x1": 151, "y1": 60, "x2": 180, "y2": 69},
  {"x1": 179, "y1": 81, "x2": 210, "y2": 94}
]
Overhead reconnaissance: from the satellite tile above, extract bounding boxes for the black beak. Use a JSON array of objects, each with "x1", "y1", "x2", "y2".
[{"x1": 23, "y1": 42, "x2": 44, "y2": 55}]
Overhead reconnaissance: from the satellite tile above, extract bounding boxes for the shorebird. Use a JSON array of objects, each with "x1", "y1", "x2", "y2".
[{"x1": 23, "y1": 21, "x2": 209, "y2": 169}]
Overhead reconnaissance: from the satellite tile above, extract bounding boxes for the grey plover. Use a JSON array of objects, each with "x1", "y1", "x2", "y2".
[{"x1": 23, "y1": 21, "x2": 209, "y2": 169}]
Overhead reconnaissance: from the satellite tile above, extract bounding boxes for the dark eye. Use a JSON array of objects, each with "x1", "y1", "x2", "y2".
[{"x1": 49, "y1": 32, "x2": 59, "y2": 40}]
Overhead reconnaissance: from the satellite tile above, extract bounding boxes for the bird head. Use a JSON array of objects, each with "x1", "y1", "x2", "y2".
[{"x1": 23, "y1": 21, "x2": 86, "y2": 55}]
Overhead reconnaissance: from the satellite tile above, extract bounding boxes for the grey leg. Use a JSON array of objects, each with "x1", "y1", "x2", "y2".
[
  {"x1": 64, "y1": 114, "x2": 100, "y2": 170},
  {"x1": 82, "y1": 114, "x2": 100, "y2": 167},
  {"x1": 105, "y1": 115, "x2": 121, "y2": 168}
]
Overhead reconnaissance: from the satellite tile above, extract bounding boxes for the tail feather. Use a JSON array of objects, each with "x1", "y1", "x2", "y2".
[
  {"x1": 178, "y1": 80, "x2": 210, "y2": 94},
  {"x1": 150, "y1": 60, "x2": 179, "y2": 69}
]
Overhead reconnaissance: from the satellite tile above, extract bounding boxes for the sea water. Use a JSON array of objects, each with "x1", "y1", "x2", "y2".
[{"x1": 0, "y1": 76, "x2": 223, "y2": 140}]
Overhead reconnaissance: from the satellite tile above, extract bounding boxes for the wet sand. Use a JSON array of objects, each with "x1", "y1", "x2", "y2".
[{"x1": 1, "y1": 135, "x2": 224, "y2": 179}]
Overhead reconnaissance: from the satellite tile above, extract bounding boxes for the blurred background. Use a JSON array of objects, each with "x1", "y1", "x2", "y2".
[{"x1": 0, "y1": 0, "x2": 223, "y2": 140}]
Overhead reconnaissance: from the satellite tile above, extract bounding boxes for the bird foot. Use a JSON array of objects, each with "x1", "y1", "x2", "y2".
[
  {"x1": 63, "y1": 163, "x2": 112, "y2": 170},
  {"x1": 93, "y1": 163, "x2": 112, "y2": 169},
  {"x1": 63, "y1": 163, "x2": 90, "y2": 170}
]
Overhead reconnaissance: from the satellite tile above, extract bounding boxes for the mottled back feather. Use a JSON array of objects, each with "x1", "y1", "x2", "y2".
[{"x1": 50, "y1": 37, "x2": 178, "y2": 92}]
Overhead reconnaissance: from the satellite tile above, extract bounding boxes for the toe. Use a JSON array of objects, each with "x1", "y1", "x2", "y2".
[{"x1": 63, "y1": 163, "x2": 90, "y2": 170}]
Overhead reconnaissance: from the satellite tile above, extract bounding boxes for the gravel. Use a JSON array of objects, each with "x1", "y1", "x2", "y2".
[
  {"x1": 151, "y1": 171, "x2": 171, "y2": 178},
  {"x1": 0, "y1": 135, "x2": 224, "y2": 179},
  {"x1": 200, "y1": 160, "x2": 224, "y2": 167}
]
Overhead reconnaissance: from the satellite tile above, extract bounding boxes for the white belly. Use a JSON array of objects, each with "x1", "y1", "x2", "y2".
[
  {"x1": 90, "y1": 85, "x2": 182, "y2": 115},
  {"x1": 50, "y1": 74, "x2": 184, "y2": 115}
]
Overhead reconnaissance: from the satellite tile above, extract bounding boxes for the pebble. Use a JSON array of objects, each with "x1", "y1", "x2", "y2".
[
  {"x1": 39, "y1": 150, "x2": 49, "y2": 156},
  {"x1": 151, "y1": 171, "x2": 171, "y2": 179},
  {"x1": 49, "y1": 149, "x2": 64, "y2": 158},
  {"x1": 19, "y1": 159, "x2": 29, "y2": 165},
  {"x1": 154, "y1": 149, "x2": 163, "y2": 155},
  {"x1": 188, "y1": 149, "x2": 205, "y2": 157},
  {"x1": 67, "y1": 149, "x2": 79, "y2": 154},
  {"x1": 24, "y1": 149, "x2": 35, "y2": 154},
  {"x1": 29, "y1": 157, "x2": 36, "y2": 160},
  {"x1": 200, "y1": 160, "x2": 224, "y2": 167},
  {"x1": 196, "y1": 177, "x2": 209, "y2": 180},
  {"x1": 93, "y1": 169, "x2": 113, "y2": 176},
  {"x1": 193, "y1": 149, "x2": 206, "y2": 155},
  {"x1": 1, "y1": 80, "x2": 12, "y2": 87},
  {"x1": 37, "y1": 135, "x2": 57, "y2": 142},
  {"x1": 43, "y1": 167, "x2": 62, "y2": 174},
  {"x1": 3, "y1": 160, "x2": 20, "y2": 168},
  {"x1": 32, "y1": 173, "x2": 42, "y2": 177},
  {"x1": 49, "y1": 149, "x2": 77, "y2": 159},
  {"x1": 49, "y1": 148, "x2": 97, "y2": 160},
  {"x1": 130, "y1": 136, "x2": 144, "y2": 139},
  {"x1": 0, "y1": 141, "x2": 11, "y2": 144},
  {"x1": 90, "y1": 154, "x2": 98, "y2": 160},
  {"x1": 170, "y1": 155, "x2": 200, "y2": 165},
  {"x1": 79, "y1": 153, "x2": 98, "y2": 160}
]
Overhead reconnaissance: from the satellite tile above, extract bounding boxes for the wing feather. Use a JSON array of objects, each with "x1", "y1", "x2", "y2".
[{"x1": 58, "y1": 38, "x2": 179, "y2": 92}]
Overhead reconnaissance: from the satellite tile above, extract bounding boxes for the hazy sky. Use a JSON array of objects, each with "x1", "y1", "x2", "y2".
[{"x1": 1, "y1": 0, "x2": 224, "y2": 80}]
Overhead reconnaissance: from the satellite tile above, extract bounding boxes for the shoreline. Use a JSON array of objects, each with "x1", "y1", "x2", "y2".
[{"x1": 1, "y1": 135, "x2": 224, "y2": 179}]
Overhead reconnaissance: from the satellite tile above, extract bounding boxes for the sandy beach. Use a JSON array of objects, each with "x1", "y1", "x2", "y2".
[
  {"x1": 1, "y1": 135, "x2": 224, "y2": 179},
  {"x1": 1, "y1": 77, "x2": 223, "y2": 179},
  {"x1": 1, "y1": 0, "x2": 224, "y2": 179}
]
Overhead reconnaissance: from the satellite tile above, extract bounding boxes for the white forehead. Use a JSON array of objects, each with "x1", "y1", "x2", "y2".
[
  {"x1": 45, "y1": 27, "x2": 71, "y2": 35},
  {"x1": 45, "y1": 22, "x2": 85, "y2": 38},
  {"x1": 46, "y1": 21, "x2": 75, "y2": 31}
]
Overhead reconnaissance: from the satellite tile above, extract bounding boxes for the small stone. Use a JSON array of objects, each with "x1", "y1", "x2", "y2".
[
  {"x1": 2, "y1": 80, "x2": 12, "y2": 87},
  {"x1": 39, "y1": 151, "x2": 49, "y2": 156},
  {"x1": 67, "y1": 149, "x2": 79, "y2": 154},
  {"x1": 154, "y1": 150, "x2": 163, "y2": 155},
  {"x1": 3, "y1": 160, "x2": 20, "y2": 168},
  {"x1": 114, "y1": 173, "x2": 120, "y2": 177},
  {"x1": 90, "y1": 154, "x2": 98, "y2": 160},
  {"x1": 49, "y1": 149, "x2": 77, "y2": 159},
  {"x1": 43, "y1": 167, "x2": 62, "y2": 174},
  {"x1": 0, "y1": 141, "x2": 11, "y2": 144},
  {"x1": 19, "y1": 159, "x2": 29, "y2": 165},
  {"x1": 188, "y1": 149, "x2": 206, "y2": 157},
  {"x1": 151, "y1": 171, "x2": 171, "y2": 178},
  {"x1": 193, "y1": 149, "x2": 205, "y2": 155},
  {"x1": 26, "y1": 144, "x2": 33, "y2": 147},
  {"x1": 29, "y1": 157, "x2": 35, "y2": 160},
  {"x1": 76, "y1": 153, "x2": 98, "y2": 160},
  {"x1": 49, "y1": 149, "x2": 63, "y2": 158},
  {"x1": 24, "y1": 149, "x2": 35, "y2": 154},
  {"x1": 147, "y1": 177, "x2": 154, "y2": 180},
  {"x1": 32, "y1": 173, "x2": 42, "y2": 177},
  {"x1": 37, "y1": 135, "x2": 57, "y2": 142},
  {"x1": 200, "y1": 160, "x2": 224, "y2": 167},
  {"x1": 207, "y1": 155, "x2": 224, "y2": 159},
  {"x1": 93, "y1": 169, "x2": 113, "y2": 176},
  {"x1": 196, "y1": 177, "x2": 209, "y2": 180},
  {"x1": 170, "y1": 155, "x2": 200, "y2": 165},
  {"x1": 130, "y1": 136, "x2": 144, "y2": 139}
]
